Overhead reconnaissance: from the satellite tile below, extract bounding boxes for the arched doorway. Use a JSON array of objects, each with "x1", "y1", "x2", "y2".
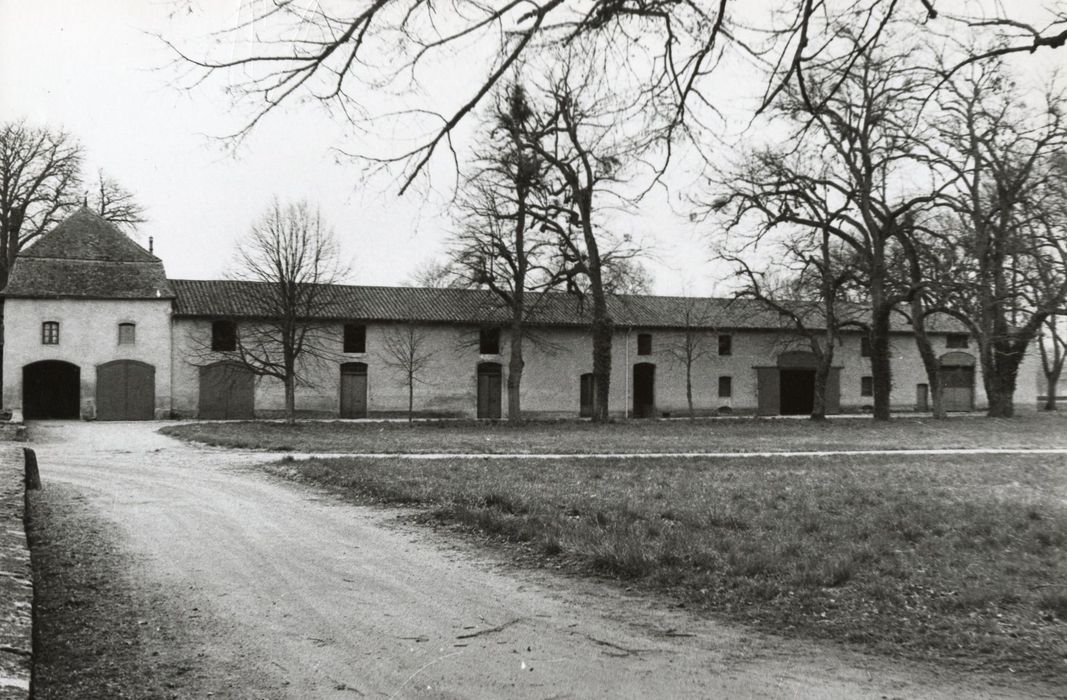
[
  {"x1": 633, "y1": 363, "x2": 655, "y2": 418},
  {"x1": 340, "y1": 362, "x2": 368, "y2": 418},
  {"x1": 940, "y1": 352, "x2": 976, "y2": 412},
  {"x1": 23, "y1": 360, "x2": 80, "y2": 419},
  {"x1": 96, "y1": 360, "x2": 155, "y2": 420},
  {"x1": 476, "y1": 363, "x2": 502, "y2": 419},
  {"x1": 198, "y1": 362, "x2": 255, "y2": 419}
]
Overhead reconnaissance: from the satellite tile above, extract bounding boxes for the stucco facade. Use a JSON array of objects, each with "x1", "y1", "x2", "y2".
[
  {"x1": 3, "y1": 297, "x2": 174, "y2": 419},
  {"x1": 0, "y1": 208, "x2": 1041, "y2": 420}
]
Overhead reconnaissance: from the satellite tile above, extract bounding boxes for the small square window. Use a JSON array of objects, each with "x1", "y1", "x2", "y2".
[
  {"x1": 718, "y1": 334, "x2": 732, "y2": 356},
  {"x1": 718, "y1": 376, "x2": 732, "y2": 398},
  {"x1": 946, "y1": 333, "x2": 968, "y2": 349},
  {"x1": 861, "y1": 376, "x2": 874, "y2": 397},
  {"x1": 344, "y1": 324, "x2": 366, "y2": 353},
  {"x1": 211, "y1": 320, "x2": 237, "y2": 351},
  {"x1": 479, "y1": 327, "x2": 500, "y2": 355},
  {"x1": 42, "y1": 321, "x2": 59, "y2": 345},
  {"x1": 118, "y1": 323, "x2": 136, "y2": 345},
  {"x1": 861, "y1": 335, "x2": 872, "y2": 357},
  {"x1": 637, "y1": 333, "x2": 652, "y2": 355}
]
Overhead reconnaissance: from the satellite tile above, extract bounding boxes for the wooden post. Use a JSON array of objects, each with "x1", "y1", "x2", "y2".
[{"x1": 23, "y1": 448, "x2": 41, "y2": 490}]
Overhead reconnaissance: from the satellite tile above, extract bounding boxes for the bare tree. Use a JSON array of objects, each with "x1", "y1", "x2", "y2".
[
  {"x1": 89, "y1": 170, "x2": 146, "y2": 233},
  {"x1": 172, "y1": 2, "x2": 1065, "y2": 192},
  {"x1": 708, "y1": 34, "x2": 939, "y2": 422},
  {"x1": 450, "y1": 83, "x2": 571, "y2": 420},
  {"x1": 927, "y1": 57, "x2": 1067, "y2": 417},
  {"x1": 1039, "y1": 313, "x2": 1067, "y2": 411},
  {"x1": 405, "y1": 259, "x2": 463, "y2": 288},
  {"x1": 380, "y1": 323, "x2": 434, "y2": 422},
  {"x1": 206, "y1": 199, "x2": 348, "y2": 423},
  {"x1": 663, "y1": 296, "x2": 715, "y2": 420},
  {"x1": 516, "y1": 65, "x2": 639, "y2": 422},
  {"x1": 0, "y1": 121, "x2": 82, "y2": 288}
]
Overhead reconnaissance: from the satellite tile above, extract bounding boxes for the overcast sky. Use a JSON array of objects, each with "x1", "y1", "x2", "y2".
[{"x1": 1, "y1": 1, "x2": 1063, "y2": 295}]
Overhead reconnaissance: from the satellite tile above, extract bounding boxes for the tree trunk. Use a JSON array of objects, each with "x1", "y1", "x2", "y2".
[
  {"x1": 911, "y1": 323, "x2": 946, "y2": 420},
  {"x1": 284, "y1": 373, "x2": 296, "y2": 425},
  {"x1": 591, "y1": 313, "x2": 613, "y2": 422},
  {"x1": 869, "y1": 305, "x2": 893, "y2": 421},
  {"x1": 810, "y1": 354, "x2": 830, "y2": 421},
  {"x1": 1044, "y1": 374, "x2": 1059, "y2": 411},
  {"x1": 407, "y1": 373, "x2": 414, "y2": 423},
  {"x1": 507, "y1": 321, "x2": 524, "y2": 421},
  {"x1": 686, "y1": 362, "x2": 694, "y2": 420}
]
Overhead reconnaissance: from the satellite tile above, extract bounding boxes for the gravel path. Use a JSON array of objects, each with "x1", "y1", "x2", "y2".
[{"x1": 27, "y1": 421, "x2": 1059, "y2": 699}]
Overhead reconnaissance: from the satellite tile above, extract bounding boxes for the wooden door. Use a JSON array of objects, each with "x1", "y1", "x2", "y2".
[
  {"x1": 96, "y1": 360, "x2": 155, "y2": 420},
  {"x1": 579, "y1": 373, "x2": 594, "y2": 418},
  {"x1": 340, "y1": 363, "x2": 368, "y2": 418},
  {"x1": 199, "y1": 362, "x2": 255, "y2": 419},
  {"x1": 942, "y1": 366, "x2": 975, "y2": 412},
  {"x1": 633, "y1": 363, "x2": 655, "y2": 418},
  {"x1": 477, "y1": 363, "x2": 502, "y2": 419},
  {"x1": 756, "y1": 367, "x2": 780, "y2": 416}
]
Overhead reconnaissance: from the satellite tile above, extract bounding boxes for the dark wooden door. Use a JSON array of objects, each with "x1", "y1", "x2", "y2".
[
  {"x1": 579, "y1": 373, "x2": 594, "y2": 418},
  {"x1": 340, "y1": 363, "x2": 368, "y2": 418},
  {"x1": 23, "y1": 361, "x2": 80, "y2": 419},
  {"x1": 779, "y1": 369, "x2": 815, "y2": 415},
  {"x1": 96, "y1": 360, "x2": 155, "y2": 420},
  {"x1": 633, "y1": 363, "x2": 655, "y2": 418},
  {"x1": 477, "y1": 363, "x2": 502, "y2": 419},
  {"x1": 756, "y1": 367, "x2": 780, "y2": 415},
  {"x1": 199, "y1": 362, "x2": 255, "y2": 419},
  {"x1": 942, "y1": 366, "x2": 975, "y2": 412}
]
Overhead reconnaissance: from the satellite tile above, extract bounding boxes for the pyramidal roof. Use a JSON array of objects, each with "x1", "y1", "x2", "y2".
[
  {"x1": 2, "y1": 207, "x2": 174, "y2": 300},
  {"x1": 20, "y1": 206, "x2": 159, "y2": 262}
]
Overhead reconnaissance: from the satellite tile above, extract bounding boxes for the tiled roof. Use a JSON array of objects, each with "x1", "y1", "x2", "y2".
[
  {"x1": 20, "y1": 206, "x2": 159, "y2": 262},
  {"x1": 2, "y1": 207, "x2": 173, "y2": 300},
  {"x1": 169, "y1": 279, "x2": 962, "y2": 333}
]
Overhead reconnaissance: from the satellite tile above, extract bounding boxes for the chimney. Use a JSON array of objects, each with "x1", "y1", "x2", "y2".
[{"x1": 149, "y1": 236, "x2": 154, "y2": 255}]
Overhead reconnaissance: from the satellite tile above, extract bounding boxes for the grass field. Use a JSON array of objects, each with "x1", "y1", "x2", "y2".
[
  {"x1": 263, "y1": 450, "x2": 1067, "y2": 679},
  {"x1": 164, "y1": 415, "x2": 1067, "y2": 679},
  {"x1": 161, "y1": 412, "x2": 1067, "y2": 454}
]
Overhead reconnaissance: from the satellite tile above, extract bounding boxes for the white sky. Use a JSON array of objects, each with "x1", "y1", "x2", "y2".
[{"x1": 1, "y1": 1, "x2": 1063, "y2": 295}]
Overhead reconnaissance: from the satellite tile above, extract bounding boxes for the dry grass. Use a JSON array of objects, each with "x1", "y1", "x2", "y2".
[
  {"x1": 264, "y1": 451, "x2": 1067, "y2": 680},
  {"x1": 162, "y1": 412, "x2": 1067, "y2": 454}
]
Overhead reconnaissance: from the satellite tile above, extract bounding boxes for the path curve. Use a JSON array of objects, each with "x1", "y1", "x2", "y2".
[{"x1": 27, "y1": 421, "x2": 1057, "y2": 699}]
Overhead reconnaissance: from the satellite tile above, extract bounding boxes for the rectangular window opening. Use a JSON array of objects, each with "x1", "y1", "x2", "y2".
[
  {"x1": 861, "y1": 335, "x2": 872, "y2": 357},
  {"x1": 946, "y1": 333, "x2": 968, "y2": 349},
  {"x1": 42, "y1": 321, "x2": 59, "y2": 345},
  {"x1": 718, "y1": 376, "x2": 732, "y2": 398},
  {"x1": 479, "y1": 327, "x2": 500, "y2": 355},
  {"x1": 344, "y1": 323, "x2": 367, "y2": 353},
  {"x1": 637, "y1": 333, "x2": 652, "y2": 356},
  {"x1": 211, "y1": 320, "x2": 237, "y2": 352},
  {"x1": 861, "y1": 376, "x2": 874, "y2": 397},
  {"x1": 718, "y1": 334, "x2": 732, "y2": 356},
  {"x1": 118, "y1": 323, "x2": 136, "y2": 345}
]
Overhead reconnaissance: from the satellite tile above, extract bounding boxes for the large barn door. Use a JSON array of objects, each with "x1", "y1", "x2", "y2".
[
  {"x1": 96, "y1": 360, "x2": 155, "y2": 420},
  {"x1": 477, "y1": 363, "x2": 502, "y2": 419},
  {"x1": 23, "y1": 361, "x2": 81, "y2": 419},
  {"x1": 756, "y1": 368, "x2": 780, "y2": 416},
  {"x1": 940, "y1": 352, "x2": 976, "y2": 412},
  {"x1": 340, "y1": 363, "x2": 368, "y2": 418},
  {"x1": 199, "y1": 362, "x2": 255, "y2": 419}
]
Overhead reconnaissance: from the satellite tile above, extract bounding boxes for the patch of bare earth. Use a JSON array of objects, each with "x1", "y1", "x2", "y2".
[{"x1": 27, "y1": 483, "x2": 281, "y2": 699}]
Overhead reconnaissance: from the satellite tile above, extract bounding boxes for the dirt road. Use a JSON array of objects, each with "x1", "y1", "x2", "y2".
[{"x1": 27, "y1": 421, "x2": 1055, "y2": 699}]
